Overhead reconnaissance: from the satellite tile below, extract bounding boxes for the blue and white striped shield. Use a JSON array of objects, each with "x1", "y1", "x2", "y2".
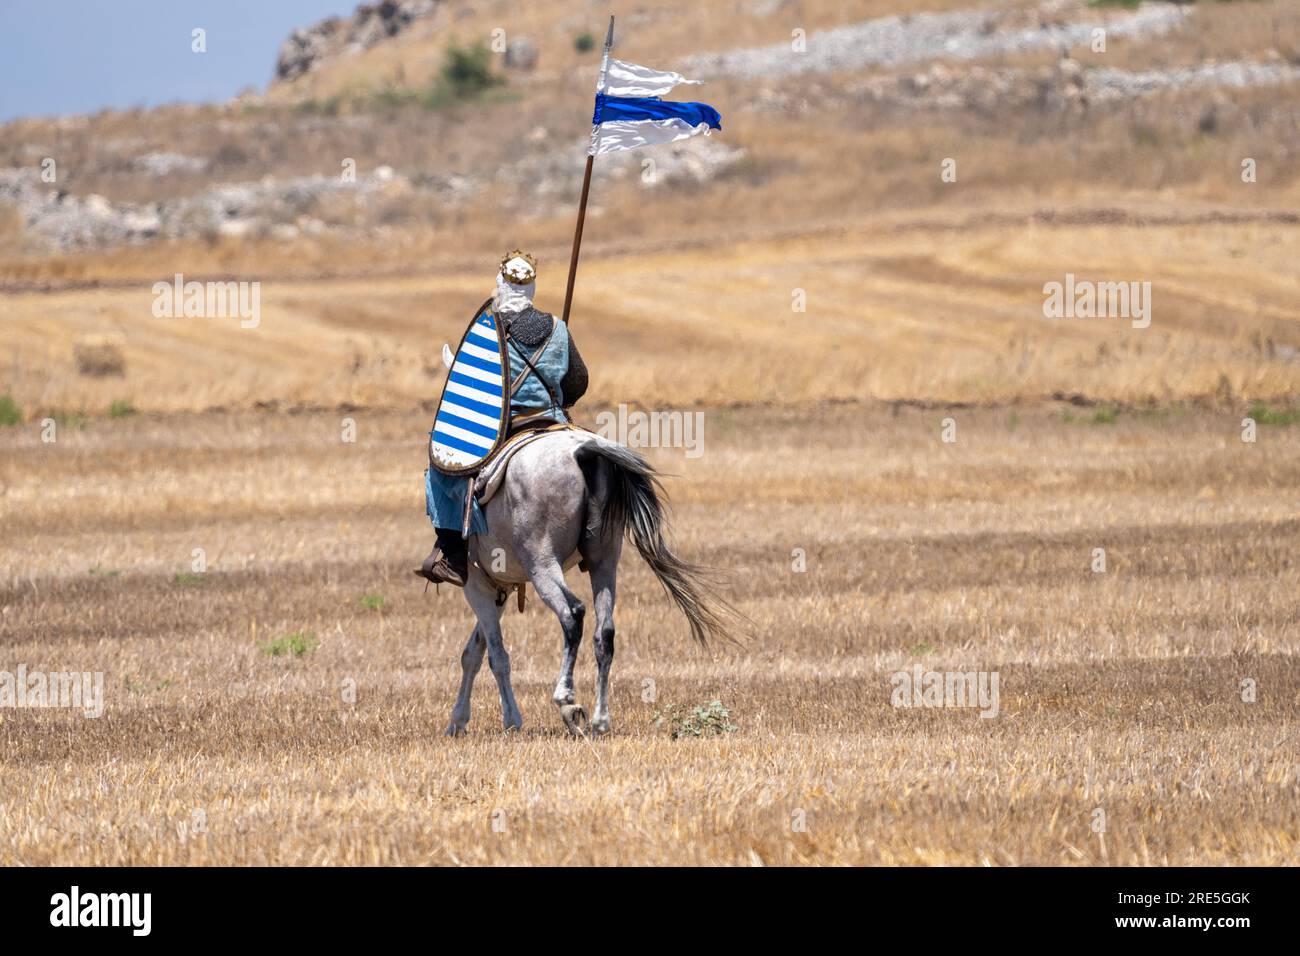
[{"x1": 429, "y1": 298, "x2": 510, "y2": 475}]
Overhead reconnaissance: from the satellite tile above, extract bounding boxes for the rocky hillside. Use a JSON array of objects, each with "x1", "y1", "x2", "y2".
[{"x1": 0, "y1": 0, "x2": 1297, "y2": 269}]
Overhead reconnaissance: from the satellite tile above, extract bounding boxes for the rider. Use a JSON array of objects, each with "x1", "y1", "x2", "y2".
[{"x1": 415, "y1": 250, "x2": 589, "y2": 587}]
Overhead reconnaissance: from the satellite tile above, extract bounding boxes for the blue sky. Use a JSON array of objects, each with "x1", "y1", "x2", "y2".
[{"x1": 0, "y1": 0, "x2": 363, "y2": 123}]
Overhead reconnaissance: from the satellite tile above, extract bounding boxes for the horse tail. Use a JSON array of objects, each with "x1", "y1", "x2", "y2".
[{"x1": 575, "y1": 438, "x2": 736, "y2": 647}]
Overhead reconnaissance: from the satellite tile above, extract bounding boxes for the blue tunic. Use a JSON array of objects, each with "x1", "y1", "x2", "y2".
[{"x1": 425, "y1": 317, "x2": 571, "y2": 535}]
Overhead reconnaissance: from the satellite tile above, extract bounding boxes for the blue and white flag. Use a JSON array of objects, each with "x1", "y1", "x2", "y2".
[{"x1": 589, "y1": 58, "x2": 722, "y2": 156}]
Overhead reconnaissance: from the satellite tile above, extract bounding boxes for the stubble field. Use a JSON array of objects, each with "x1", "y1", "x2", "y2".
[
  {"x1": 1, "y1": 402, "x2": 1295, "y2": 865},
  {"x1": 6, "y1": 212, "x2": 1300, "y2": 417}
]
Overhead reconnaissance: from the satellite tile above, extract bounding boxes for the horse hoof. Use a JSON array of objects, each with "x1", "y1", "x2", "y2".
[
  {"x1": 560, "y1": 704, "x2": 589, "y2": 737},
  {"x1": 444, "y1": 722, "x2": 467, "y2": 737},
  {"x1": 590, "y1": 717, "x2": 611, "y2": 737}
]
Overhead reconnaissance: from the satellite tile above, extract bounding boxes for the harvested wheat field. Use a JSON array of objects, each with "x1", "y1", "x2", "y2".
[
  {"x1": 0, "y1": 403, "x2": 1295, "y2": 865},
  {"x1": 3, "y1": 0, "x2": 1300, "y2": 873},
  {"x1": 5, "y1": 213, "x2": 1300, "y2": 414}
]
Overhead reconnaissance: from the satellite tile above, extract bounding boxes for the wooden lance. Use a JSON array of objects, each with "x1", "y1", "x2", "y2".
[{"x1": 560, "y1": 15, "x2": 615, "y2": 326}]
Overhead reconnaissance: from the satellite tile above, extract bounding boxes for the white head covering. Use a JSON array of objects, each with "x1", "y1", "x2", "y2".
[
  {"x1": 494, "y1": 271, "x2": 534, "y2": 313},
  {"x1": 494, "y1": 254, "x2": 536, "y2": 313}
]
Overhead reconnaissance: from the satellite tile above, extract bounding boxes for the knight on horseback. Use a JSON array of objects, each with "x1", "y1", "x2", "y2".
[
  {"x1": 413, "y1": 252, "x2": 729, "y2": 737},
  {"x1": 415, "y1": 250, "x2": 589, "y2": 587}
]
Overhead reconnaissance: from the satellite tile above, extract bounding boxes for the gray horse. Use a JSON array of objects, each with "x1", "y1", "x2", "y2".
[{"x1": 443, "y1": 429, "x2": 731, "y2": 737}]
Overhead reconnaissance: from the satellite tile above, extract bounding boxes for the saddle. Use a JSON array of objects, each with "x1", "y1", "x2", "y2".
[{"x1": 473, "y1": 421, "x2": 586, "y2": 506}]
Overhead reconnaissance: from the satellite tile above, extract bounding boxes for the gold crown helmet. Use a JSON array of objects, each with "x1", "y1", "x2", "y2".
[{"x1": 500, "y1": 250, "x2": 538, "y2": 286}]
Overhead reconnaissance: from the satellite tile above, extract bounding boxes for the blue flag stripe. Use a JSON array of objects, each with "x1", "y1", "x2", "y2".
[{"x1": 593, "y1": 93, "x2": 721, "y2": 131}]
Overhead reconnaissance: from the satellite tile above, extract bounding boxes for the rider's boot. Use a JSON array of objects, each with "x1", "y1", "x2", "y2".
[{"x1": 414, "y1": 528, "x2": 469, "y2": 587}]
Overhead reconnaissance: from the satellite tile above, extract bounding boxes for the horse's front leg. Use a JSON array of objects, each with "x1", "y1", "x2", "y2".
[{"x1": 465, "y1": 570, "x2": 523, "y2": 731}]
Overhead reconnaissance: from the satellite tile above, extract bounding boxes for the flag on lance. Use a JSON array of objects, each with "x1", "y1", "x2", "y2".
[
  {"x1": 561, "y1": 16, "x2": 723, "y2": 324},
  {"x1": 589, "y1": 59, "x2": 721, "y2": 154}
]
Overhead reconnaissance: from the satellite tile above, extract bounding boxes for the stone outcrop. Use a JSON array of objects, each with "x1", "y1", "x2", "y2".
[
  {"x1": 0, "y1": 166, "x2": 414, "y2": 251},
  {"x1": 275, "y1": 1, "x2": 438, "y2": 83}
]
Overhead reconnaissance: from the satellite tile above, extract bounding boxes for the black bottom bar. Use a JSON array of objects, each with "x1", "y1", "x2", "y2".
[{"x1": 0, "y1": 866, "x2": 1282, "y2": 941}]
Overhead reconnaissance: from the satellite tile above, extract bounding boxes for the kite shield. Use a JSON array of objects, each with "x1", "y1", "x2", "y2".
[{"x1": 429, "y1": 298, "x2": 509, "y2": 476}]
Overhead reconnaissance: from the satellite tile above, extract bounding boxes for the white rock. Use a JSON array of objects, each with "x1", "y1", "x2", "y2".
[{"x1": 217, "y1": 219, "x2": 255, "y2": 238}]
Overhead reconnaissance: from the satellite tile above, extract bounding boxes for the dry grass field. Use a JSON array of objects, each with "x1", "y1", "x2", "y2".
[
  {"x1": 4, "y1": 212, "x2": 1300, "y2": 415},
  {"x1": 0, "y1": 404, "x2": 1296, "y2": 865},
  {"x1": 2, "y1": 0, "x2": 1299, "y2": 867}
]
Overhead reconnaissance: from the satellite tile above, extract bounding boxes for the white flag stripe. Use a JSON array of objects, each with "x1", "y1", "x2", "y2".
[
  {"x1": 603, "y1": 59, "x2": 701, "y2": 97},
  {"x1": 591, "y1": 118, "x2": 715, "y2": 155}
]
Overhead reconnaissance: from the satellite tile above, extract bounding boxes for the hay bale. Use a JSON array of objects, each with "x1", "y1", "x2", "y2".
[{"x1": 73, "y1": 334, "x2": 126, "y2": 377}]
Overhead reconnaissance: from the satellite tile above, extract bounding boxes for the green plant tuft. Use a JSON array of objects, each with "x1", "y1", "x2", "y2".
[
  {"x1": 1247, "y1": 401, "x2": 1300, "y2": 426},
  {"x1": 48, "y1": 408, "x2": 88, "y2": 430},
  {"x1": 653, "y1": 700, "x2": 738, "y2": 740},
  {"x1": 0, "y1": 394, "x2": 21, "y2": 427},
  {"x1": 439, "y1": 42, "x2": 503, "y2": 99},
  {"x1": 262, "y1": 631, "x2": 319, "y2": 657}
]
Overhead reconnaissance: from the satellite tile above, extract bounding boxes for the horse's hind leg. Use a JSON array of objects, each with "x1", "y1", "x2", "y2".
[
  {"x1": 526, "y1": 558, "x2": 588, "y2": 736},
  {"x1": 445, "y1": 625, "x2": 486, "y2": 737},
  {"x1": 465, "y1": 570, "x2": 523, "y2": 732},
  {"x1": 584, "y1": 536, "x2": 621, "y2": 737}
]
